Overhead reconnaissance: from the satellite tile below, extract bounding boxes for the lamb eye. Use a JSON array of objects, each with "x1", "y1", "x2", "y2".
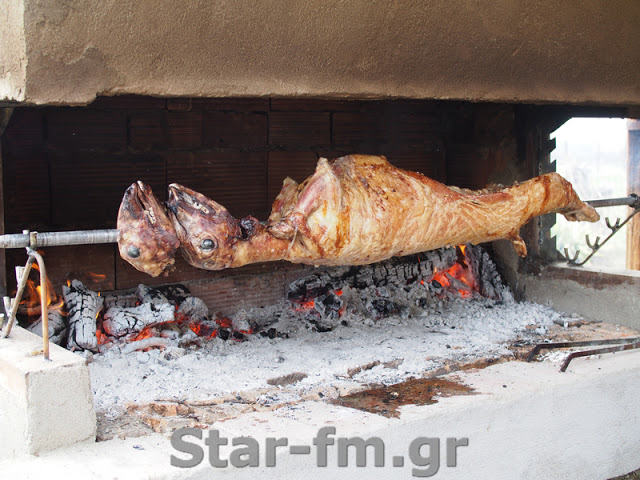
[
  {"x1": 201, "y1": 238, "x2": 216, "y2": 251},
  {"x1": 127, "y1": 246, "x2": 141, "y2": 258}
]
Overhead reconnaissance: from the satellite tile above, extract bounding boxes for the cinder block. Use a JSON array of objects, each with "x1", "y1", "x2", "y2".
[{"x1": 0, "y1": 326, "x2": 96, "y2": 460}]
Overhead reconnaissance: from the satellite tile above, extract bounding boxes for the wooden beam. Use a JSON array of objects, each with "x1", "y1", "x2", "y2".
[{"x1": 627, "y1": 121, "x2": 640, "y2": 270}]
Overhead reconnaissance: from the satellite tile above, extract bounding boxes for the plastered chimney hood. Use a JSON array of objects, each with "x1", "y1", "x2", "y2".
[{"x1": 1, "y1": 0, "x2": 640, "y2": 106}]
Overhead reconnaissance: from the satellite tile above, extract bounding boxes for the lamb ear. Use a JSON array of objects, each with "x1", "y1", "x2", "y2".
[{"x1": 509, "y1": 234, "x2": 527, "y2": 257}]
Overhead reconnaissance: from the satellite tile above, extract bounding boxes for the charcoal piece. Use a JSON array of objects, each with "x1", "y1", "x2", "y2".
[
  {"x1": 63, "y1": 279, "x2": 103, "y2": 351},
  {"x1": 27, "y1": 309, "x2": 68, "y2": 346},
  {"x1": 136, "y1": 284, "x2": 170, "y2": 306},
  {"x1": 367, "y1": 298, "x2": 400, "y2": 317},
  {"x1": 218, "y1": 328, "x2": 230, "y2": 340},
  {"x1": 288, "y1": 270, "x2": 341, "y2": 302},
  {"x1": 308, "y1": 319, "x2": 333, "y2": 333},
  {"x1": 156, "y1": 284, "x2": 191, "y2": 304},
  {"x1": 289, "y1": 247, "x2": 459, "y2": 301},
  {"x1": 313, "y1": 292, "x2": 343, "y2": 319},
  {"x1": 177, "y1": 297, "x2": 209, "y2": 323},
  {"x1": 103, "y1": 292, "x2": 139, "y2": 309},
  {"x1": 103, "y1": 303, "x2": 175, "y2": 337},
  {"x1": 464, "y1": 245, "x2": 510, "y2": 301}
]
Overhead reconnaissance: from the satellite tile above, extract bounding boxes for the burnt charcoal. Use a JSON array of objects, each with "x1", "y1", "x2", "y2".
[
  {"x1": 322, "y1": 291, "x2": 343, "y2": 310},
  {"x1": 464, "y1": 245, "x2": 510, "y2": 301},
  {"x1": 103, "y1": 292, "x2": 139, "y2": 309},
  {"x1": 304, "y1": 310, "x2": 322, "y2": 322},
  {"x1": 63, "y1": 279, "x2": 103, "y2": 351},
  {"x1": 308, "y1": 319, "x2": 334, "y2": 333},
  {"x1": 367, "y1": 299, "x2": 400, "y2": 317},
  {"x1": 191, "y1": 320, "x2": 217, "y2": 337},
  {"x1": 313, "y1": 292, "x2": 343, "y2": 319},
  {"x1": 217, "y1": 328, "x2": 230, "y2": 340},
  {"x1": 288, "y1": 271, "x2": 337, "y2": 302},
  {"x1": 289, "y1": 247, "x2": 459, "y2": 300},
  {"x1": 232, "y1": 331, "x2": 246, "y2": 341},
  {"x1": 103, "y1": 303, "x2": 175, "y2": 337},
  {"x1": 156, "y1": 284, "x2": 191, "y2": 304},
  {"x1": 27, "y1": 309, "x2": 68, "y2": 346},
  {"x1": 177, "y1": 297, "x2": 209, "y2": 323},
  {"x1": 136, "y1": 284, "x2": 170, "y2": 306},
  {"x1": 260, "y1": 327, "x2": 278, "y2": 339}
]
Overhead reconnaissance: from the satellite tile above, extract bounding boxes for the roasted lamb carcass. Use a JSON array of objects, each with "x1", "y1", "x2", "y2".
[{"x1": 165, "y1": 154, "x2": 598, "y2": 271}]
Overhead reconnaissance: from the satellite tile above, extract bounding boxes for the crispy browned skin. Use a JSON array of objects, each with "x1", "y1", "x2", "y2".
[
  {"x1": 167, "y1": 154, "x2": 598, "y2": 271},
  {"x1": 117, "y1": 181, "x2": 180, "y2": 277},
  {"x1": 267, "y1": 154, "x2": 599, "y2": 263}
]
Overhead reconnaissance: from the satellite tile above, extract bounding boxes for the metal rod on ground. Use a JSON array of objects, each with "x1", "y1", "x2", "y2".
[{"x1": 560, "y1": 342, "x2": 640, "y2": 372}]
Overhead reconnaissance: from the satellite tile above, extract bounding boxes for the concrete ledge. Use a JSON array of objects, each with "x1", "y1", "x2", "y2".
[
  {"x1": 0, "y1": 326, "x2": 96, "y2": 459},
  {"x1": 0, "y1": 349, "x2": 638, "y2": 479}
]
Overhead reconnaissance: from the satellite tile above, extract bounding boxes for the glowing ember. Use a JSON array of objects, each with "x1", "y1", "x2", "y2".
[
  {"x1": 215, "y1": 316, "x2": 232, "y2": 329},
  {"x1": 430, "y1": 245, "x2": 477, "y2": 298}
]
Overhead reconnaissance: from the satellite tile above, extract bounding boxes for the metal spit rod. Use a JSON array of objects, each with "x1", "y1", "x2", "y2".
[
  {"x1": 0, "y1": 229, "x2": 119, "y2": 249},
  {"x1": 0, "y1": 195, "x2": 635, "y2": 249},
  {"x1": 585, "y1": 194, "x2": 639, "y2": 209}
]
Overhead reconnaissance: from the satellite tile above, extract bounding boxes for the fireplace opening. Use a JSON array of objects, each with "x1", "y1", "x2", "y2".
[{"x1": 1, "y1": 96, "x2": 639, "y2": 445}]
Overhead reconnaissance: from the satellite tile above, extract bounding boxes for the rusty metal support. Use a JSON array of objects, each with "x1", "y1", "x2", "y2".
[
  {"x1": 0, "y1": 230, "x2": 79, "y2": 360},
  {"x1": 28, "y1": 249, "x2": 50, "y2": 360},
  {"x1": 559, "y1": 342, "x2": 640, "y2": 372},
  {"x1": 527, "y1": 336, "x2": 640, "y2": 372}
]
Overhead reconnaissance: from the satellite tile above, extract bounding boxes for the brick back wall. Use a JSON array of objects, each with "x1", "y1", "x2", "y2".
[{"x1": 1, "y1": 96, "x2": 514, "y2": 312}]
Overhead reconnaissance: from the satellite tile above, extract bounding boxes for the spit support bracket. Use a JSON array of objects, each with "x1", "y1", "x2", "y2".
[
  {"x1": 0, "y1": 228, "x2": 119, "y2": 360},
  {"x1": 557, "y1": 193, "x2": 640, "y2": 266},
  {"x1": 526, "y1": 336, "x2": 640, "y2": 372}
]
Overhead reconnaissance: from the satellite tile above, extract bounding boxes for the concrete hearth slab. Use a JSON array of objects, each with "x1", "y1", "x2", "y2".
[
  {"x1": 0, "y1": 348, "x2": 638, "y2": 479},
  {"x1": 0, "y1": 326, "x2": 96, "y2": 459}
]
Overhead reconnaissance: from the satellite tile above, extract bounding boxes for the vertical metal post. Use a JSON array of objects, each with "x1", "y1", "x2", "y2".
[{"x1": 29, "y1": 249, "x2": 50, "y2": 360}]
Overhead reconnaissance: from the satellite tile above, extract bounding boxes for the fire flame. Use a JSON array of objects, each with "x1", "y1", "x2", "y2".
[
  {"x1": 430, "y1": 245, "x2": 476, "y2": 298},
  {"x1": 19, "y1": 263, "x2": 64, "y2": 317}
]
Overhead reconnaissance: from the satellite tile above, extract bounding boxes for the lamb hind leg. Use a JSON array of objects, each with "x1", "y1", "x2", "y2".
[{"x1": 545, "y1": 173, "x2": 600, "y2": 222}]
